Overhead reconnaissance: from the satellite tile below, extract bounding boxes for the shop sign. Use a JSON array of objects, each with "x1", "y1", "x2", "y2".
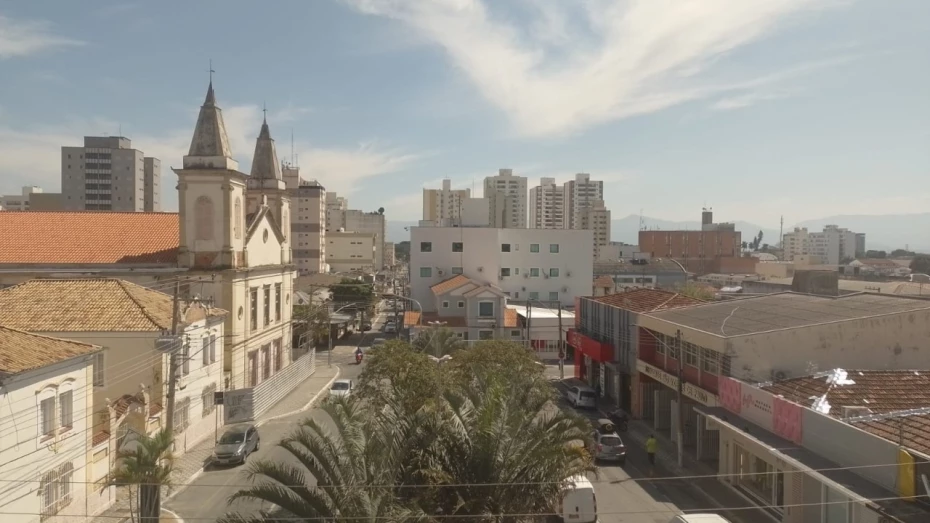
[{"x1": 636, "y1": 360, "x2": 718, "y2": 406}]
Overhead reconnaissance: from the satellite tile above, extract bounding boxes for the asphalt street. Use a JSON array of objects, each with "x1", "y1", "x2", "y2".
[{"x1": 167, "y1": 309, "x2": 389, "y2": 521}]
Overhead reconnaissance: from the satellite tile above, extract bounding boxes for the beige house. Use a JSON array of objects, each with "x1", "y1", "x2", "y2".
[
  {"x1": 404, "y1": 275, "x2": 521, "y2": 342},
  {"x1": 0, "y1": 326, "x2": 107, "y2": 523}
]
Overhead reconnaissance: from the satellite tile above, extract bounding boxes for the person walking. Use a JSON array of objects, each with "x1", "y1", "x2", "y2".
[{"x1": 646, "y1": 434, "x2": 658, "y2": 475}]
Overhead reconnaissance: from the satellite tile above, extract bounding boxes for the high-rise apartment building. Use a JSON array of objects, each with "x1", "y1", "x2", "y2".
[
  {"x1": 423, "y1": 179, "x2": 470, "y2": 222},
  {"x1": 529, "y1": 177, "x2": 565, "y2": 229},
  {"x1": 324, "y1": 192, "x2": 347, "y2": 231},
  {"x1": 61, "y1": 136, "x2": 161, "y2": 212},
  {"x1": 284, "y1": 164, "x2": 327, "y2": 274},
  {"x1": 783, "y1": 225, "x2": 864, "y2": 265},
  {"x1": 579, "y1": 199, "x2": 611, "y2": 260},
  {"x1": 483, "y1": 168, "x2": 527, "y2": 228},
  {"x1": 564, "y1": 173, "x2": 603, "y2": 229}
]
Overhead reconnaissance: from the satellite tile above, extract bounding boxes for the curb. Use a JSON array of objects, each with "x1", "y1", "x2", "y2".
[
  {"x1": 162, "y1": 507, "x2": 184, "y2": 523},
  {"x1": 164, "y1": 367, "x2": 341, "y2": 505}
]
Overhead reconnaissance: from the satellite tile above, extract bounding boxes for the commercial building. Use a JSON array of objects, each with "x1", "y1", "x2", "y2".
[
  {"x1": 564, "y1": 173, "x2": 603, "y2": 230},
  {"x1": 483, "y1": 168, "x2": 527, "y2": 228},
  {"x1": 409, "y1": 226, "x2": 593, "y2": 309},
  {"x1": 324, "y1": 194, "x2": 387, "y2": 270},
  {"x1": 326, "y1": 231, "x2": 376, "y2": 273},
  {"x1": 284, "y1": 166, "x2": 327, "y2": 274},
  {"x1": 0, "y1": 186, "x2": 43, "y2": 211},
  {"x1": 529, "y1": 177, "x2": 565, "y2": 229},
  {"x1": 61, "y1": 136, "x2": 161, "y2": 212},
  {"x1": 783, "y1": 225, "x2": 865, "y2": 265},
  {"x1": 638, "y1": 209, "x2": 741, "y2": 274},
  {"x1": 597, "y1": 242, "x2": 640, "y2": 261},
  {"x1": 515, "y1": 305, "x2": 574, "y2": 360},
  {"x1": 578, "y1": 199, "x2": 611, "y2": 260},
  {"x1": 571, "y1": 289, "x2": 704, "y2": 411}
]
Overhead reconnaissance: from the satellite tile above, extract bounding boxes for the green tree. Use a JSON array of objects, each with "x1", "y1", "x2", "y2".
[
  {"x1": 355, "y1": 340, "x2": 444, "y2": 413},
  {"x1": 330, "y1": 279, "x2": 377, "y2": 316},
  {"x1": 293, "y1": 303, "x2": 331, "y2": 346},
  {"x1": 675, "y1": 282, "x2": 714, "y2": 301},
  {"x1": 110, "y1": 429, "x2": 175, "y2": 523},
  {"x1": 218, "y1": 398, "x2": 427, "y2": 523},
  {"x1": 910, "y1": 255, "x2": 930, "y2": 275},
  {"x1": 411, "y1": 327, "x2": 466, "y2": 357}
]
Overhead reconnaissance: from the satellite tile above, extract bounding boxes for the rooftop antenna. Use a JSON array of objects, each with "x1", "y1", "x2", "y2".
[
  {"x1": 291, "y1": 128, "x2": 295, "y2": 167},
  {"x1": 779, "y1": 215, "x2": 784, "y2": 249}
]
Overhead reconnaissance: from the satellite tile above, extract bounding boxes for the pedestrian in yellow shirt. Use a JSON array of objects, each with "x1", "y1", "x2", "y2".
[{"x1": 646, "y1": 435, "x2": 658, "y2": 475}]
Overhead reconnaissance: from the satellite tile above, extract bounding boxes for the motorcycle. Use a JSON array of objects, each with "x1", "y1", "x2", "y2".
[{"x1": 355, "y1": 352, "x2": 363, "y2": 365}]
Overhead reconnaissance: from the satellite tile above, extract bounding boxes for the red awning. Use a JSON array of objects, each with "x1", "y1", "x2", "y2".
[{"x1": 567, "y1": 329, "x2": 613, "y2": 363}]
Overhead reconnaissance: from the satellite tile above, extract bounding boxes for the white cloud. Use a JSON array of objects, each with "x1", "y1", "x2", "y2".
[
  {"x1": 0, "y1": 14, "x2": 83, "y2": 59},
  {"x1": 0, "y1": 101, "x2": 424, "y2": 209},
  {"x1": 340, "y1": 0, "x2": 844, "y2": 137}
]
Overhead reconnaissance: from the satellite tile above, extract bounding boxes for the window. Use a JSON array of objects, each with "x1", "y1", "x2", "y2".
[
  {"x1": 420, "y1": 242, "x2": 432, "y2": 252},
  {"x1": 684, "y1": 343, "x2": 699, "y2": 367},
  {"x1": 452, "y1": 242, "x2": 463, "y2": 252},
  {"x1": 501, "y1": 243, "x2": 511, "y2": 252},
  {"x1": 92, "y1": 352, "x2": 104, "y2": 387},
  {"x1": 420, "y1": 267, "x2": 432, "y2": 278},
  {"x1": 209, "y1": 334, "x2": 217, "y2": 363},
  {"x1": 202, "y1": 384, "x2": 217, "y2": 417},
  {"x1": 548, "y1": 292, "x2": 559, "y2": 301},
  {"x1": 173, "y1": 397, "x2": 191, "y2": 433},
  {"x1": 479, "y1": 302, "x2": 495, "y2": 317},
  {"x1": 530, "y1": 243, "x2": 539, "y2": 253},
  {"x1": 500, "y1": 268, "x2": 511, "y2": 277},
  {"x1": 275, "y1": 283, "x2": 282, "y2": 322},
  {"x1": 549, "y1": 268, "x2": 560, "y2": 277},
  {"x1": 58, "y1": 390, "x2": 73, "y2": 429},
  {"x1": 479, "y1": 330, "x2": 494, "y2": 340},
  {"x1": 549, "y1": 244, "x2": 560, "y2": 253},
  {"x1": 530, "y1": 268, "x2": 540, "y2": 277},
  {"x1": 202, "y1": 336, "x2": 211, "y2": 365},
  {"x1": 41, "y1": 462, "x2": 74, "y2": 520},
  {"x1": 263, "y1": 286, "x2": 271, "y2": 326},
  {"x1": 457, "y1": 301, "x2": 465, "y2": 308},
  {"x1": 250, "y1": 288, "x2": 258, "y2": 331},
  {"x1": 41, "y1": 397, "x2": 56, "y2": 436},
  {"x1": 442, "y1": 301, "x2": 449, "y2": 308},
  {"x1": 701, "y1": 348, "x2": 719, "y2": 373},
  {"x1": 511, "y1": 330, "x2": 521, "y2": 337},
  {"x1": 181, "y1": 340, "x2": 190, "y2": 376},
  {"x1": 529, "y1": 292, "x2": 539, "y2": 300},
  {"x1": 274, "y1": 339, "x2": 283, "y2": 372},
  {"x1": 451, "y1": 267, "x2": 463, "y2": 274}
]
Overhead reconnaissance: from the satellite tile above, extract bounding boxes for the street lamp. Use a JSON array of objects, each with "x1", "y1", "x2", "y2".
[{"x1": 328, "y1": 302, "x2": 361, "y2": 367}]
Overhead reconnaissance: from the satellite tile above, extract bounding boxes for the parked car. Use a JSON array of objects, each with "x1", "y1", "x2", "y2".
[
  {"x1": 361, "y1": 322, "x2": 372, "y2": 331},
  {"x1": 213, "y1": 424, "x2": 260, "y2": 465},
  {"x1": 590, "y1": 419, "x2": 626, "y2": 464},
  {"x1": 566, "y1": 385, "x2": 597, "y2": 409},
  {"x1": 330, "y1": 379, "x2": 354, "y2": 398},
  {"x1": 384, "y1": 323, "x2": 397, "y2": 334}
]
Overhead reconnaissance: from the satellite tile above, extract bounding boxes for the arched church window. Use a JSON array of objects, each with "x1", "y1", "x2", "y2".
[
  {"x1": 234, "y1": 197, "x2": 242, "y2": 239},
  {"x1": 195, "y1": 196, "x2": 215, "y2": 241}
]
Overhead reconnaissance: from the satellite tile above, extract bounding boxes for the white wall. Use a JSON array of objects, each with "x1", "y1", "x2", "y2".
[
  {"x1": 0, "y1": 356, "x2": 96, "y2": 523},
  {"x1": 410, "y1": 227, "x2": 593, "y2": 310},
  {"x1": 327, "y1": 232, "x2": 376, "y2": 272}
]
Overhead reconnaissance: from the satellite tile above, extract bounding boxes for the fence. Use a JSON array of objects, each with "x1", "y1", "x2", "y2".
[{"x1": 224, "y1": 349, "x2": 317, "y2": 424}]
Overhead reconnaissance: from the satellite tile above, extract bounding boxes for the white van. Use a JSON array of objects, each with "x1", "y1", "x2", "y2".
[
  {"x1": 566, "y1": 385, "x2": 597, "y2": 409},
  {"x1": 669, "y1": 514, "x2": 731, "y2": 523},
  {"x1": 560, "y1": 475, "x2": 597, "y2": 523}
]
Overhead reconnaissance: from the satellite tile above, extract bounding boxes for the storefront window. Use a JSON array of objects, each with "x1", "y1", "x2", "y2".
[{"x1": 735, "y1": 445, "x2": 782, "y2": 509}]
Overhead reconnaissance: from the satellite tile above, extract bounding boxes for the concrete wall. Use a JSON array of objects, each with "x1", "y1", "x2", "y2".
[{"x1": 727, "y1": 309, "x2": 930, "y2": 382}]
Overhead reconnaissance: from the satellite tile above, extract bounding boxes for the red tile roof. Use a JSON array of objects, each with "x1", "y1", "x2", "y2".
[
  {"x1": 589, "y1": 288, "x2": 704, "y2": 313},
  {"x1": 92, "y1": 430, "x2": 110, "y2": 447},
  {"x1": 0, "y1": 325, "x2": 101, "y2": 375},
  {"x1": 504, "y1": 308, "x2": 518, "y2": 328},
  {"x1": 430, "y1": 275, "x2": 472, "y2": 295},
  {"x1": 593, "y1": 275, "x2": 614, "y2": 288},
  {"x1": 0, "y1": 211, "x2": 179, "y2": 265},
  {"x1": 406, "y1": 310, "x2": 519, "y2": 329},
  {"x1": 403, "y1": 311, "x2": 421, "y2": 327}
]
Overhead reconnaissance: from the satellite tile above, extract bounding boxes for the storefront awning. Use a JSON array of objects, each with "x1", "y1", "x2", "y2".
[{"x1": 567, "y1": 329, "x2": 612, "y2": 363}]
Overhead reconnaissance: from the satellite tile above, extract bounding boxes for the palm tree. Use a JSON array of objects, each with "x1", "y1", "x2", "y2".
[
  {"x1": 412, "y1": 327, "x2": 465, "y2": 357},
  {"x1": 218, "y1": 398, "x2": 428, "y2": 523},
  {"x1": 110, "y1": 429, "x2": 175, "y2": 523}
]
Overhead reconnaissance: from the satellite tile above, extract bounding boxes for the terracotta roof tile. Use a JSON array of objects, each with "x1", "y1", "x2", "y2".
[
  {"x1": 0, "y1": 211, "x2": 179, "y2": 265},
  {"x1": 403, "y1": 311, "x2": 421, "y2": 327},
  {"x1": 588, "y1": 288, "x2": 704, "y2": 313},
  {"x1": 430, "y1": 275, "x2": 472, "y2": 296},
  {"x1": 0, "y1": 325, "x2": 100, "y2": 375},
  {"x1": 92, "y1": 430, "x2": 110, "y2": 447},
  {"x1": 762, "y1": 369, "x2": 930, "y2": 455},
  {"x1": 504, "y1": 308, "x2": 518, "y2": 328},
  {"x1": 0, "y1": 278, "x2": 224, "y2": 332},
  {"x1": 407, "y1": 310, "x2": 518, "y2": 329}
]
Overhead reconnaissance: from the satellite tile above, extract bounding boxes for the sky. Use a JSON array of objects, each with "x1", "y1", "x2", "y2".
[{"x1": 0, "y1": 0, "x2": 928, "y2": 228}]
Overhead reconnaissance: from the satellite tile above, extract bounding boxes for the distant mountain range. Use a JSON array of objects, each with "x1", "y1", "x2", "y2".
[{"x1": 386, "y1": 213, "x2": 930, "y2": 253}]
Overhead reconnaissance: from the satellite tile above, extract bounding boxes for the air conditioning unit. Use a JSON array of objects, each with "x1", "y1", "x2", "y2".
[
  {"x1": 543, "y1": 274, "x2": 549, "y2": 279},
  {"x1": 561, "y1": 286, "x2": 568, "y2": 293},
  {"x1": 523, "y1": 273, "x2": 529, "y2": 279},
  {"x1": 477, "y1": 266, "x2": 484, "y2": 272},
  {"x1": 566, "y1": 271, "x2": 572, "y2": 277},
  {"x1": 521, "y1": 286, "x2": 526, "y2": 291},
  {"x1": 437, "y1": 270, "x2": 444, "y2": 276},
  {"x1": 842, "y1": 406, "x2": 872, "y2": 420}
]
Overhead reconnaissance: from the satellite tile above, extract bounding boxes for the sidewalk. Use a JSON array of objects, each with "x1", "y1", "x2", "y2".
[{"x1": 93, "y1": 364, "x2": 340, "y2": 523}]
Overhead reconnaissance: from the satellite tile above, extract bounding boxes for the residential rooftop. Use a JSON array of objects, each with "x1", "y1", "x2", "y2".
[
  {"x1": 647, "y1": 292, "x2": 930, "y2": 337},
  {"x1": 404, "y1": 309, "x2": 519, "y2": 329},
  {"x1": 758, "y1": 276, "x2": 930, "y2": 296},
  {"x1": 593, "y1": 257, "x2": 686, "y2": 275},
  {"x1": 586, "y1": 287, "x2": 705, "y2": 314},
  {"x1": 0, "y1": 211, "x2": 179, "y2": 265},
  {"x1": 0, "y1": 325, "x2": 100, "y2": 376}
]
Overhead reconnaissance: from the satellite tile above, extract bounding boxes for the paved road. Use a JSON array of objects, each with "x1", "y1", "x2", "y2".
[{"x1": 167, "y1": 310, "x2": 389, "y2": 522}]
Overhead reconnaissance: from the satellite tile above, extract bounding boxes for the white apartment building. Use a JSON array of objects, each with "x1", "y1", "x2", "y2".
[
  {"x1": 409, "y1": 227, "x2": 593, "y2": 310},
  {"x1": 423, "y1": 179, "x2": 470, "y2": 222},
  {"x1": 0, "y1": 327, "x2": 105, "y2": 523},
  {"x1": 324, "y1": 192, "x2": 347, "y2": 230},
  {"x1": 0, "y1": 186, "x2": 42, "y2": 211},
  {"x1": 483, "y1": 168, "x2": 527, "y2": 228},
  {"x1": 284, "y1": 165, "x2": 327, "y2": 274},
  {"x1": 529, "y1": 177, "x2": 565, "y2": 229},
  {"x1": 564, "y1": 173, "x2": 603, "y2": 229},
  {"x1": 384, "y1": 241, "x2": 396, "y2": 268},
  {"x1": 578, "y1": 199, "x2": 611, "y2": 261},
  {"x1": 327, "y1": 231, "x2": 376, "y2": 272},
  {"x1": 783, "y1": 225, "x2": 863, "y2": 265},
  {"x1": 598, "y1": 242, "x2": 640, "y2": 261},
  {"x1": 61, "y1": 136, "x2": 161, "y2": 212}
]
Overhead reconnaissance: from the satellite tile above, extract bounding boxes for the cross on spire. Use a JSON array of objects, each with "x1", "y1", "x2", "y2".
[
  {"x1": 208, "y1": 59, "x2": 215, "y2": 83},
  {"x1": 263, "y1": 101, "x2": 267, "y2": 122}
]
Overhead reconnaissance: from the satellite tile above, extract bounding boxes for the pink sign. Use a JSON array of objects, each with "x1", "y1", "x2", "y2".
[
  {"x1": 718, "y1": 377, "x2": 742, "y2": 413},
  {"x1": 773, "y1": 397, "x2": 803, "y2": 444}
]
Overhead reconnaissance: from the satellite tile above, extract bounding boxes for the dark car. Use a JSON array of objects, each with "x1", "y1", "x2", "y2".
[{"x1": 213, "y1": 424, "x2": 260, "y2": 465}]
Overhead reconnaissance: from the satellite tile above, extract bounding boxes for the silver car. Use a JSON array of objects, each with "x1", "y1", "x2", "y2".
[
  {"x1": 213, "y1": 424, "x2": 260, "y2": 466},
  {"x1": 330, "y1": 379, "x2": 354, "y2": 398}
]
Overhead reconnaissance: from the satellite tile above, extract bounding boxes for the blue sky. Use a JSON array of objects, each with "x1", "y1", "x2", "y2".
[{"x1": 0, "y1": 0, "x2": 928, "y2": 227}]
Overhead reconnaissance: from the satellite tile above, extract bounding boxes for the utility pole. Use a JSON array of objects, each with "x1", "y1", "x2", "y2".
[
  {"x1": 556, "y1": 303, "x2": 564, "y2": 380},
  {"x1": 164, "y1": 281, "x2": 182, "y2": 437},
  {"x1": 676, "y1": 329, "x2": 685, "y2": 467},
  {"x1": 525, "y1": 300, "x2": 531, "y2": 351}
]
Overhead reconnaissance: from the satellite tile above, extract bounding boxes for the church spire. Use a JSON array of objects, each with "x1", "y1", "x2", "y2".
[
  {"x1": 249, "y1": 112, "x2": 282, "y2": 180},
  {"x1": 183, "y1": 80, "x2": 237, "y2": 170}
]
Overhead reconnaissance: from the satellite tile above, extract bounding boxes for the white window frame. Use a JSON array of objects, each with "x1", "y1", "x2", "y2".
[
  {"x1": 92, "y1": 352, "x2": 105, "y2": 387},
  {"x1": 549, "y1": 243, "x2": 560, "y2": 253},
  {"x1": 478, "y1": 301, "x2": 495, "y2": 318},
  {"x1": 58, "y1": 389, "x2": 73, "y2": 430},
  {"x1": 530, "y1": 268, "x2": 540, "y2": 278},
  {"x1": 451, "y1": 266, "x2": 463, "y2": 274},
  {"x1": 457, "y1": 301, "x2": 465, "y2": 308},
  {"x1": 549, "y1": 268, "x2": 560, "y2": 277},
  {"x1": 548, "y1": 291, "x2": 559, "y2": 301},
  {"x1": 530, "y1": 243, "x2": 540, "y2": 253},
  {"x1": 202, "y1": 335, "x2": 211, "y2": 365},
  {"x1": 40, "y1": 395, "x2": 57, "y2": 436},
  {"x1": 209, "y1": 334, "x2": 217, "y2": 363},
  {"x1": 442, "y1": 301, "x2": 449, "y2": 308}
]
